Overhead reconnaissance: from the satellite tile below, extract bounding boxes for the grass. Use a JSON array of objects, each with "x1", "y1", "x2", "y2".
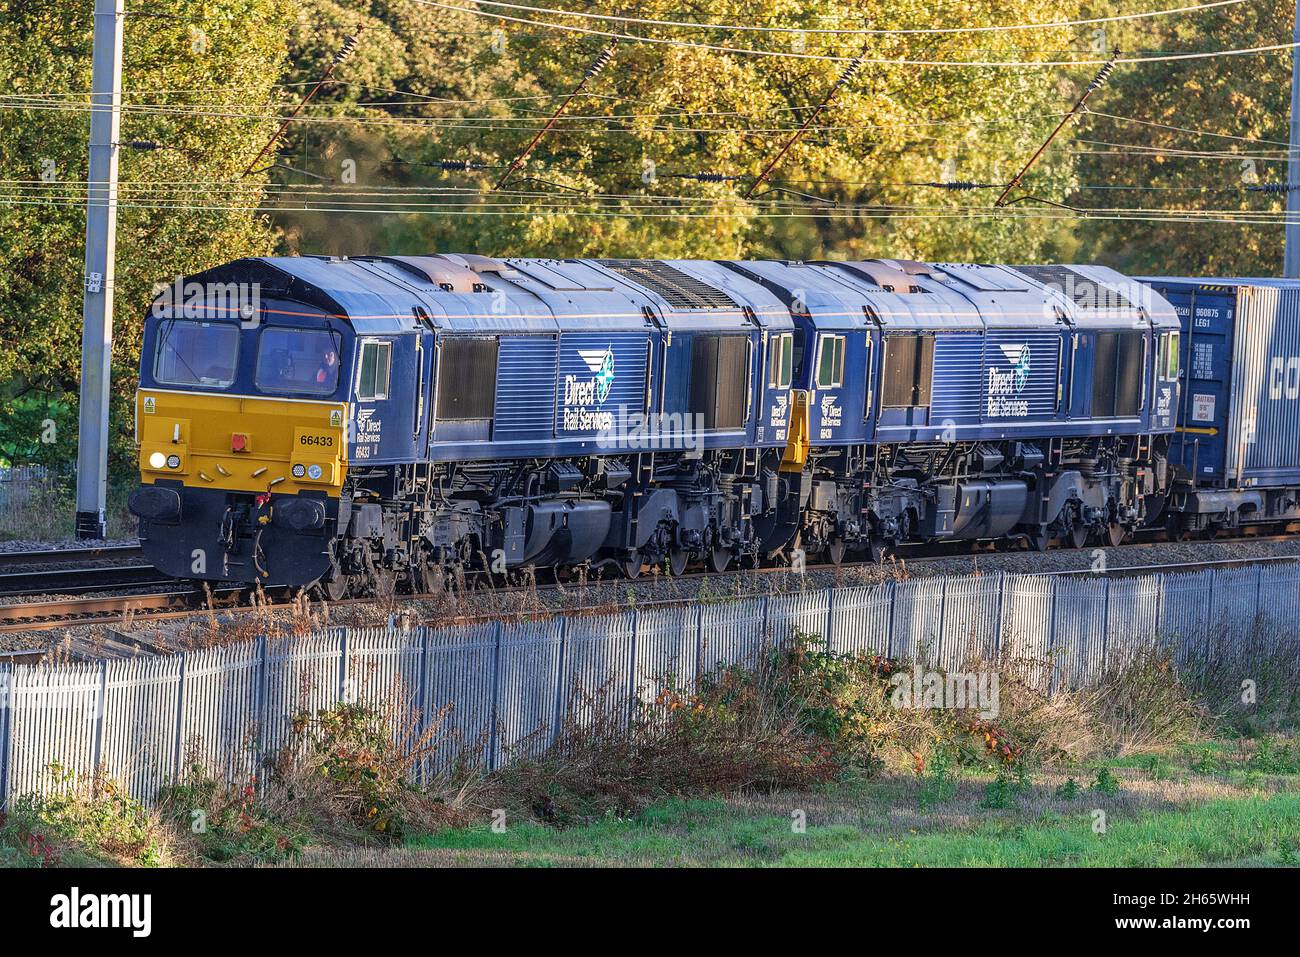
[{"x1": 393, "y1": 766, "x2": 1300, "y2": 868}]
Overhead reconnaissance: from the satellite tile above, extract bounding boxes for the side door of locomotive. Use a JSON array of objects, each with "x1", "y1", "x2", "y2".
[
  {"x1": 350, "y1": 335, "x2": 408, "y2": 463},
  {"x1": 760, "y1": 328, "x2": 795, "y2": 446}
]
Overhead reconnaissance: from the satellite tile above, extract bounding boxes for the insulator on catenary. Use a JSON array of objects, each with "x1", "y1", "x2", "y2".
[
  {"x1": 584, "y1": 44, "x2": 618, "y2": 80},
  {"x1": 127, "y1": 140, "x2": 163, "y2": 151},
  {"x1": 1085, "y1": 58, "x2": 1117, "y2": 94},
  {"x1": 1246, "y1": 183, "x2": 1300, "y2": 193},
  {"x1": 438, "y1": 159, "x2": 485, "y2": 170},
  {"x1": 668, "y1": 172, "x2": 738, "y2": 182},
  {"x1": 922, "y1": 181, "x2": 988, "y2": 191},
  {"x1": 332, "y1": 29, "x2": 363, "y2": 66},
  {"x1": 832, "y1": 56, "x2": 865, "y2": 91}
]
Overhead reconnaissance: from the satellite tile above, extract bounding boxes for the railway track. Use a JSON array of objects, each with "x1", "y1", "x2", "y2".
[
  {"x1": 0, "y1": 564, "x2": 172, "y2": 597},
  {"x1": 2, "y1": 537, "x2": 1297, "y2": 639},
  {"x1": 0, "y1": 543, "x2": 144, "y2": 571}
]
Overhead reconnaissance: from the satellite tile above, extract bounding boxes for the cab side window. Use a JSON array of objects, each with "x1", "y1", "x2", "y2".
[
  {"x1": 816, "y1": 335, "x2": 845, "y2": 389},
  {"x1": 689, "y1": 334, "x2": 748, "y2": 430},
  {"x1": 767, "y1": 332, "x2": 793, "y2": 389},
  {"x1": 357, "y1": 340, "x2": 392, "y2": 400},
  {"x1": 1163, "y1": 332, "x2": 1180, "y2": 380}
]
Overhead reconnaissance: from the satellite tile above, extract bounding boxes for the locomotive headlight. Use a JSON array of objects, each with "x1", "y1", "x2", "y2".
[
  {"x1": 292, "y1": 463, "x2": 306, "y2": 478},
  {"x1": 166, "y1": 454, "x2": 181, "y2": 469},
  {"x1": 148, "y1": 451, "x2": 166, "y2": 469},
  {"x1": 307, "y1": 464, "x2": 323, "y2": 480}
]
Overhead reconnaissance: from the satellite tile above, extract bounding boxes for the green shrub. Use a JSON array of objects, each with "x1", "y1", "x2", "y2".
[
  {"x1": 1091, "y1": 767, "x2": 1122, "y2": 795},
  {"x1": 0, "y1": 763, "x2": 168, "y2": 866},
  {"x1": 1055, "y1": 777, "x2": 1082, "y2": 801},
  {"x1": 158, "y1": 765, "x2": 306, "y2": 864}
]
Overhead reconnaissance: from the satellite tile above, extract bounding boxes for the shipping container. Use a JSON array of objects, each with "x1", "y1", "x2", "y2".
[{"x1": 1141, "y1": 277, "x2": 1300, "y2": 528}]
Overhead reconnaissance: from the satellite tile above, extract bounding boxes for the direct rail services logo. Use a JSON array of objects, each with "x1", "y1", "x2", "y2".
[{"x1": 49, "y1": 887, "x2": 152, "y2": 938}]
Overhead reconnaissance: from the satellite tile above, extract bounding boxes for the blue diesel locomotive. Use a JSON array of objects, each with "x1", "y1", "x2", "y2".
[{"x1": 128, "y1": 255, "x2": 1181, "y2": 594}]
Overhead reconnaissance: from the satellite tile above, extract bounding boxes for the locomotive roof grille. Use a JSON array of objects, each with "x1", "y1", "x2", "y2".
[
  {"x1": 595, "y1": 259, "x2": 739, "y2": 310},
  {"x1": 1015, "y1": 264, "x2": 1137, "y2": 310}
]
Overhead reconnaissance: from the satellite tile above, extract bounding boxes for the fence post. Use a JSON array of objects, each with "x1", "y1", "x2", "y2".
[
  {"x1": 1047, "y1": 577, "x2": 1060, "y2": 697},
  {"x1": 822, "y1": 586, "x2": 834, "y2": 651},
  {"x1": 253, "y1": 637, "x2": 268, "y2": 784},
  {"x1": 1254, "y1": 562, "x2": 1264, "y2": 624},
  {"x1": 90, "y1": 659, "x2": 108, "y2": 775},
  {"x1": 0, "y1": 662, "x2": 11, "y2": 810},
  {"x1": 1155, "y1": 571, "x2": 1166, "y2": 640},
  {"x1": 694, "y1": 603, "x2": 705, "y2": 678},
  {"x1": 416, "y1": 625, "x2": 431, "y2": 784},
  {"x1": 935, "y1": 577, "x2": 948, "y2": 668},
  {"x1": 487, "y1": 621, "x2": 502, "y2": 772},
  {"x1": 993, "y1": 572, "x2": 1006, "y2": 659},
  {"x1": 1206, "y1": 567, "x2": 1217, "y2": 644},
  {"x1": 170, "y1": 651, "x2": 187, "y2": 784},
  {"x1": 551, "y1": 616, "x2": 568, "y2": 747},
  {"x1": 338, "y1": 628, "x2": 349, "y2": 703},
  {"x1": 1100, "y1": 577, "x2": 1111, "y2": 680},
  {"x1": 627, "y1": 608, "x2": 639, "y2": 727},
  {"x1": 886, "y1": 580, "x2": 898, "y2": 659}
]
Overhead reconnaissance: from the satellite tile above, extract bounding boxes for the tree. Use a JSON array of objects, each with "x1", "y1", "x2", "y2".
[
  {"x1": 269, "y1": 0, "x2": 1089, "y2": 262},
  {"x1": 0, "y1": 0, "x2": 293, "y2": 470},
  {"x1": 1073, "y1": 1, "x2": 1293, "y2": 275}
]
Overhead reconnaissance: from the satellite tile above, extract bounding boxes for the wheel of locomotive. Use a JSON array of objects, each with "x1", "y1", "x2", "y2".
[
  {"x1": 1106, "y1": 522, "x2": 1127, "y2": 548},
  {"x1": 826, "y1": 538, "x2": 847, "y2": 565},
  {"x1": 1026, "y1": 525, "x2": 1052, "y2": 552},
  {"x1": 620, "y1": 554, "x2": 644, "y2": 579},
  {"x1": 1068, "y1": 522, "x2": 1089, "y2": 549},
  {"x1": 316, "y1": 571, "x2": 349, "y2": 602},
  {"x1": 710, "y1": 546, "x2": 732, "y2": 574},
  {"x1": 867, "y1": 536, "x2": 889, "y2": 563},
  {"x1": 668, "y1": 547, "x2": 690, "y2": 577}
]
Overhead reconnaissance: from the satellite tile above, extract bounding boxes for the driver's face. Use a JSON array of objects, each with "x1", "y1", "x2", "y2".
[{"x1": 324, "y1": 350, "x2": 337, "y2": 366}]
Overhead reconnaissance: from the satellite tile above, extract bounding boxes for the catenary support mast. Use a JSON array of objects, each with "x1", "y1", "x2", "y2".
[{"x1": 74, "y1": 0, "x2": 125, "y2": 539}]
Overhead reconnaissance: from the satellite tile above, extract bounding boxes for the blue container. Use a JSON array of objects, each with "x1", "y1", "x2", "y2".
[{"x1": 1141, "y1": 278, "x2": 1300, "y2": 489}]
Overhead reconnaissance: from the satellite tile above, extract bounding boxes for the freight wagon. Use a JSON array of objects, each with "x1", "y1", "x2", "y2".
[{"x1": 1141, "y1": 278, "x2": 1300, "y2": 538}]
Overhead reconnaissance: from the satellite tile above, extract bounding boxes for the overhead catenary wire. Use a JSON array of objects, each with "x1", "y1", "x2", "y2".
[
  {"x1": 449, "y1": 0, "x2": 1257, "y2": 35},
  {"x1": 414, "y1": 0, "x2": 1300, "y2": 69},
  {"x1": 5, "y1": 193, "x2": 1299, "y2": 228}
]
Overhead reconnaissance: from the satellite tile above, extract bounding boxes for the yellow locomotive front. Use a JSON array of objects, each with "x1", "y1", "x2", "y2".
[{"x1": 129, "y1": 291, "x2": 351, "y2": 588}]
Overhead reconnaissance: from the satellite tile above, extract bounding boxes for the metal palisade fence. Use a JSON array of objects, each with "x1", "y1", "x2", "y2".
[{"x1": 1, "y1": 562, "x2": 1296, "y2": 809}]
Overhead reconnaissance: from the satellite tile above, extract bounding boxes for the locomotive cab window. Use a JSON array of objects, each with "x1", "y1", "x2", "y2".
[
  {"x1": 436, "y1": 337, "x2": 498, "y2": 420},
  {"x1": 815, "y1": 335, "x2": 845, "y2": 389},
  {"x1": 767, "y1": 332, "x2": 794, "y2": 389},
  {"x1": 153, "y1": 319, "x2": 239, "y2": 389},
  {"x1": 1091, "y1": 332, "x2": 1145, "y2": 417},
  {"x1": 881, "y1": 335, "x2": 934, "y2": 408},
  {"x1": 255, "y1": 327, "x2": 343, "y2": 396},
  {"x1": 356, "y1": 340, "x2": 392, "y2": 401},
  {"x1": 689, "y1": 334, "x2": 748, "y2": 430},
  {"x1": 1163, "y1": 332, "x2": 1180, "y2": 379}
]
